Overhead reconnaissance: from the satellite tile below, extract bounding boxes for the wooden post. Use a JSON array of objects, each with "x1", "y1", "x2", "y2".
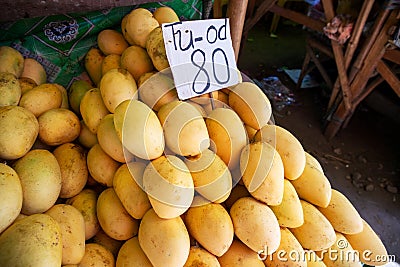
[
  {"x1": 227, "y1": 0, "x2": 249, "y2": 61},
  {"x1": 213, "y1": 0, "x2": 223, "y2": 19},
  {"x1": 321, "y1": 0, "x2": 353, "y2": 110}
]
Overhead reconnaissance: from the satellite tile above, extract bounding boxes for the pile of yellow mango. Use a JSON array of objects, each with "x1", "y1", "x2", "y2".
[{"x1": 0, "y1": 6, "x2": 390, "y2": 267}]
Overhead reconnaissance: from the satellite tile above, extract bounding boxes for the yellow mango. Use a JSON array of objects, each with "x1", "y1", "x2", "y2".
[
  {"x1": 116, "y1": 237, "x2": 152, "y2": 266},
  {"x1": 206, "y1": 107, "x2": 248, "y2": 169},
  {"x1": 101, "y1": 54, "x2": 121, "y2": 76},
  {"x1": 121, "y1": 45, "x2": 154, "y2": 81},
  {"x1": 113, "y1": 162, "x2": 151, "y2": 219},
  {"x1": 146, "y1": 27, "x2": 169, "y2": 71},
  {"x1": 97, "y1": 29, "x2": 128, "y2": 55},
  {"x1": 319, "y1": 232, "x2": 361, "y2": 267},
  {"x1": 185, "y1": 199, "x2": 234, "y2": 256},
  {"x1": 218, "y1": 239, "x2": 265, "y2": 267},
  {"x1": 153, "y1": 6, "x2": 180, "y2": 24},
  {"x1": 230, "y1": 197, "x2": 280, "y2": 254},
  {"x1": 264, "y1": 227, "x2": 306, "y2": 267},
  {"x1": 290, "y1": 200, "x2": 336, "y2": 251},
  {"x1": 344, "y1": 220, "x2": 389, "y2": 266},
  {"x1": 84, "y1": 47, "x2": 105, "y2": 86},
  {"x1": 254, "y1": 124, "x2": 306, "y2": 180},
  {"x1": 124, "y1": 8, "x2": 159, "y2": 48},
  {"x1": 0, "y1": 72, "x2": 21, "y2": 107},
  {"x1": 138, "y1": 209, "x2": 190, "y2": 267},
  {"x1": 185, "y1": 149, "x2": 232, "y2": 203},
  {"x1": 99, "y1": 68, "x2": 138, "y2": 113},
  {"x1": 240, "y1": 141, "x2": 284, "y2": 205},
  {"x1": 0, "y1": 46, "x2": 24, "y2": 77},
  {"x1": 270, "y1": 179, "x2": 304, "y2": 228},
  {"x1": 318, "y1": 189, "x2": 363, "y2": 235},
  {"x1": 229, "y1": 81, "x2": 272, "y2": 130},
  {"x1": 97, "y1": 188, "x2": 139, "y2": 241},
  {"x1": 0, "y1": 214, "x2": 62, "y2": 266},
  {"x1": 291, "y1": 156, "x2": 332, "y2": 208}
]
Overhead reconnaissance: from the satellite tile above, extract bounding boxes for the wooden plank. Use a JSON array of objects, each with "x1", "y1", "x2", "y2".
[
  {"x1": 307, "y1": 37, "x2": 334, "y2": 58},
  {"x1": 243, "y1": 0, "x2": 276, "y2": 35},
  {"x1": 269, "y1": 4, "x2": 325, "y2": 33},
  {"x1": 343, "y1": 0, "x2": 375, "y2": 68},
  {"x1": 321, "y1": 0, "x2": 335, "y2": 20},
  {"x1": 348, "y1": 9, "x2": 390, "y2": 81},
  {"x1": 352, "y1": 76, "x2": 384, "y2": 108},
  {"x1": 349, "y1": 34, "x2": 391, "y2": 100},
  {"x1": 376, "y1": 60, "x2": 400, "y2": 97},
  {"x1": 383, "y1": 49, "x2": 400, "y2": 65},
  {"x1": 1, "y1": 0, "x2": 159, "y2": 22},
  {"x1": 305, "y1": 43, "x2": 333, "y2": 88}
]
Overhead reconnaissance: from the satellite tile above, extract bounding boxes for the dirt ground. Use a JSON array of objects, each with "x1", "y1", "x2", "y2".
[{"x1": 238, "y1": 21, "x2": 400, "y2": 262}]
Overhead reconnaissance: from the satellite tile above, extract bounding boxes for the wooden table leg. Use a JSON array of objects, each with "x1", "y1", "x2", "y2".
[
  {"x1": 305, "y1": 43, "x2": 334, "y2": 89},
  {"x1": 297, "y1": 47, "x2": 312, "y2": 89},
  {"x1": 349, "y1": 12, "x2": 398, "y2": 103},
  {"x1": 324, "y1": 10, "x2": 399, "y2": 138},
  {"x1": 327, "y1": 0, "x2": 376, "y2": 109},
  {"x1": 331, "y1": 43, "x2": 352, "y2": 110},
  {"x1": 348, "y1": 9, "x2": 391, "y2": 81}
]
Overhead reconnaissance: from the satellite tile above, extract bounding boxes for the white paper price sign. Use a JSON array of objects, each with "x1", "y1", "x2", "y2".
[{"x1": 162, "y1": 18, "x2": 240, "y2": 100}]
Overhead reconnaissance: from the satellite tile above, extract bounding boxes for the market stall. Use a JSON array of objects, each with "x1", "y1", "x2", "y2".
[
  {"x1": 241, "y1": 0, "x2": 400, "y2": 139},
  {"x1": 0, "y1": 1, "x2": 396, "y2": 266}
]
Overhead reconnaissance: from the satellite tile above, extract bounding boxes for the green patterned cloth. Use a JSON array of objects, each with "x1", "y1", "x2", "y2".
[{"x1": 0, "y1": 0, "x2": 211, "y2": 88}]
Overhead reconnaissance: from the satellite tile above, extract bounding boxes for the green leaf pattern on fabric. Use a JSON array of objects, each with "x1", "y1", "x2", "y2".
[{"x1": 0, "y1": 1, "x2": 208, "y2": 88}]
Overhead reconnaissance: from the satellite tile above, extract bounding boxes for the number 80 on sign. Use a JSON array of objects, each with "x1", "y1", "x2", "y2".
[{"x1": 162, "y1": 18, "x2": 240, "y2": 100}]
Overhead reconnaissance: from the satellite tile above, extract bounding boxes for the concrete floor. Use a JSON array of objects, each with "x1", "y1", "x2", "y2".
[{"x1": 237, "y1": 21, "x2": 400, "y2": 263}]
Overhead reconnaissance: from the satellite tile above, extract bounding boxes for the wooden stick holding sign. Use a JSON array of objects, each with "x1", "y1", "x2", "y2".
[{"x1": 162, "y1": 18, "x2": 240, "y2": 101}]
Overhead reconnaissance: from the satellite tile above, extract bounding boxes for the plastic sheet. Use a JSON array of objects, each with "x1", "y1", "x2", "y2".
[{"x1": 254, "y1": 76, "x2": 296, "y2": 111}]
